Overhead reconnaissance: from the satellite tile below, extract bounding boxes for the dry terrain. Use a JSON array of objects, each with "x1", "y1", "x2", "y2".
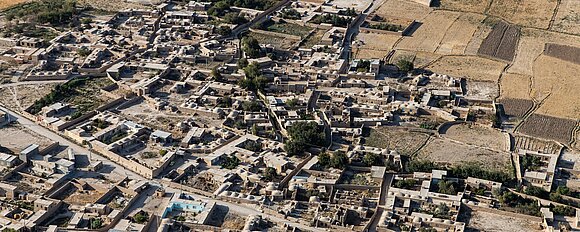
[
  {"x1": 512, "y1": 134, "x2": 562, "y2": 154},
  {"x1": 0, "y1": 83, "x2": 58, "y2": 112},
  {"x1": 543, "y1": 43, "x2": 580, "y2": 65},
  {"x1": 487, "y1": 0, "x2": 558, "y2": 29},
  {"x1": 396, "y1": 11, "x2": 461, "y2": 53},
  {"x1": 532, "y1": 55, "x2": 580, "y2": 119},
  {"x1": 354, "y1": 32, "x2": 401, "y2": 59},
  {"x1": 499, "y1": 73, "x2": 532, "y2": 100},
  {"x1": 0, "y1": 124, "x2": 55, "y2": 153},
  {"x1": 425, "y1": 55, "x2": 507, "y2": 82},
  {"x1": 441, "y1": 123, "x2": 508, "y2": 151},
  {"x1": 389, "y1": 50, "x2": 442, "y2": 68},
  {"x1": 438, "y1": 0, "x2": 491, "y2": 14},
  {"x1": 0, "y1": 0, "x2": 26, "y2": 9},
  {"x1": 466, "y1": 208, "x2": 544, "y2": 232},
  {"x1": 365, "y1": 127, "x2": 431, "y2": 156},
  {"x1": 375, "y1": 0, "x2": 433, "y2": 20},
  {"x1": 416, "y1": 138, "x2": 511, "y2": 172},
  {"x1": 465, "y1": 81, "x2": 498, "y2": 101},
  {"x1": 436, "y1": 13, "x2": 486, "y2": 55},
  {"x1": 550, "y1": 0, "x2": 580, "y2": 35}
]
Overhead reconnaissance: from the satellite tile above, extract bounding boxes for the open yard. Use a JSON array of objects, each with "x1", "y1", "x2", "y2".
[
  {"x1": 425, "y1": 55, "x2": 507, "y2": 82},
  {"x1": 441, "y1": 123, "x2": 508, "y2": 151},
  {"x1": 551, "y1": 0, "x2": 580, "y2": 35},
  {"x1": 465, "y1": 208, "x2": 543, "y2": 232},
  {"x1": 0, "y1": 83, "x2": 58, "y2": 112},
  {"x1": 364, "y1": 127, "x2": 431, "y2": 156},
  {"x1": 416, "y1": 138, "x2": 511, "y2": 172},
  {"x1": 487, "y1": 0, "x2": 558, "y2": 29},
  {"x1": 395, "y1": 11, "x2": 461, "y2": 53},
  {"x1": 0, "y1": 124, "x2": 54, "y2": 153}
]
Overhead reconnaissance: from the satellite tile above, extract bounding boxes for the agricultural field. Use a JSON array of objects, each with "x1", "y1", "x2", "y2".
[
  {"x1": 499, "y1": 98, "x2": 534, "y2": 118},
  {"x1": 518, "y1": 113, "x2": 577, "y2": 144},
  {"x1": 436, "y1": 13, "x2": 486, "y2": 55},
  {"x1": 551, "y1": 0, "x2": 580, "y2": 35},
  {"x1": 395, "y1": 11, "x2": 461, "y2": 53},
  {"x1": 508, "y1": 29, "x2": 580, "y2": 76},
  {"x1": 353, "y1": 32, "x2": 401, "y2": 59},
  {"x1": 464, "y1": 19, "x2": 494, "y2": 56},
  {"x1": 465, "y1": 208, "x2": 544, "y2": 232},
  {"x1": 425, "y1": 55, "x2": 507, "y2": 82},
  {"x1": 78, "y1": 0, "x2": 151, "y2": 11},
  {"x1": 438, "y1": 0, "x2": 491, "y2": 14},
  {"x1": 477, "y1": 20, "x2": 520, "y2": 62},
  {"x1": 375, "y1": 0, "x2": 432, "y2": 21},
  {"x1": 511, "y1": 134, "x2": 562, "y2": 154},
  {"x1": 487, "y1": 0, "x2": 558, "y2": 29},
  {"x1": 364, "y1": 127, "x2": 431, "y2": 156},
  {"x1": 543, "y1": 43, "x2": 580, "y2": 65},
  {"x1": 532, "y1": 55, "x2": 580, "y2": 119},
  {"x1": 441, "y1": 123, "x2": 508, "y2": 151},
  {"x1": 0, "y1": 0, "x2": 27, "y2": 10},
  {"x1": 416, "y1": 137, "x2": 512, "y2": 172},
  {"x1": 499, "y1": 73, "x2": 532, "y2": 100}
]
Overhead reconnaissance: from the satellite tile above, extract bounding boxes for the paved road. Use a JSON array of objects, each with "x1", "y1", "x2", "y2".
[{"x1": 0, "y1": 105, "x2": 145, "y2": 181}]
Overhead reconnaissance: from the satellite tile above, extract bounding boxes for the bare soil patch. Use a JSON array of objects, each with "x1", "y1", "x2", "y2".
[
  {"x1": 396, "y1": 11, "x2": 460, "y2": 53},
  {"x1": 488, "y1": 0, "x2": 558, "y2": 29},
  {"x1": 354, "y1": 32, "x2": 401, "y2": 59},
  {"x1": 466, "y1": 208, "x2": 544, "y2": 232},
  {"x1": 0, "y1": 83, "x2": 57, "y2": 112},
  {"x1": 375, "y1": 0, "x2": 433, "y2": 20},
  {"x1": 0, "y1": 124, "x2": 54, "y2": 153},
  {"x1": 518, "y1": 113, "x2": 577, "y2": 144},
  {"x1": 416, "y1": 138, "x2": 511, "y2": 172},
  {"x1": 499, "y1": 73, "x2": 532, "y2": 100},
  {"x1": 551, "y1": 0, "x2": 580, "y2": 35},
  {"x1": 365, "y1": 127, "x2": 431, "y2": 156},
  {"x1": 442, "y1": 123, "x2": 508, "y2": 151},
  {"x1": 425, "y1": 55, "x2": 506, "y2": 82},
  {"x1": 0, "y1": 0, "x2": 27, "y2": 10}
]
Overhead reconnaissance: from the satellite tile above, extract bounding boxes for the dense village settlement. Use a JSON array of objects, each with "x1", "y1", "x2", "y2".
[{"x1": 0, "y1": 0, "x2": 578, "y2": 231}]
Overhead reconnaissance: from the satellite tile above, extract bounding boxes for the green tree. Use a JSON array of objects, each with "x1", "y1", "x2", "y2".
[
  {"x1": 362, "y1": 152, "x2": 383, "y2": 166},
  {"x1": 90, "y1": 218, "x2": 103, "y2": 229},
  {"x1": 437, "y1": 180, "x2": 457, "y2": 195},
  {"x1": 318, "y1": 152, "x2": 330, "y2": 168},
  {"x1": 222, "y1": 155, "x2": 240, "y2": 169},
  {"x1": 525, "y1": 186, "x2": 548, "y2": 198},
  {"x1": 133, "y1": 211, "x2": 149, "y2": 224},
  {"x1": 549, "y1": 193, "x2": 562, "y2": 202},
  {"x1": 396, "y1": 59, "x2": 414, "y2": 73},
  {"x1": 552, "y1": 205, "x2": 576, "y2": 216},
  {"x1": 215, "y1": 25, "x2": 232, "y2": 35},
  {"x1": 330, "y1": 151, "x2": 348, "y2": 169},
  {"x1": 237, "y1": 57, "x2": 249, "y2": 68},
  {"x1": 242, "y1": 36, "x2": 262, "y2": 58},
  {"x1": 263, "y1": 167, "x2": 277, "y2": 181}
]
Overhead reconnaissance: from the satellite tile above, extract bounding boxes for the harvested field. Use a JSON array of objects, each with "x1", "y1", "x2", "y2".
[
  {"x1": 498, "y1": 98, "x2": 534, "y2": 117},
  {"x1": 464, "y1": 19, "x2": 494, "y2": 55},
  {"x1": 499, "y1": 73, "x2": 532, "y2": 100},
  {"x1": 0, "y1": 124, "x2": 54, "y2": 153},
  {"x1": 416, "y1": 138, "x2": 511, "y2": 172},
  {"x1": 518, "y1": 113, "x2": 577, "y2": 144},
  {"x1": 436, "y1": 13, "x2": 486, "y2": 55},
  {"x1": 0, "y1": 0, "x2": 27, "y2": 10},
  {"x1": 543, "y1": 43, "x2": 580, "y2": 64},
  {"x1": 441, "y1": 123, "x2": 508, "y2": 151},
  {"x1": 532, "y1": 55, "x2": 580, "y2": 119},
  {"x1": 78, "y1": 0, "x2": 151, "y2": 11},
  {"x1": 508, "y1": 29, "x2": 580, "y2": 76},
  {"x1": 364, "y1": 127, "x2": 431, "y2": 156},
  {"x1": 466, "y1": 208, "x2": 543, "y2": 232},
  {"x1": 354, "y1": 32, "x2": 401, "y2": 59},
  {"x1": 511, "y1": 134, "x2": 562, "y2": 154},
  {"x1": 396, "y1": 11, "x2": 460, "y2": 53},
  {"x1": 375, "y1": 0, "x2": 433, "y2": 20},
  {"x1": 438, "y1": 0, "x2": 491, "y2": 13},
  {"x1": 425, "y1": 55, "x2": 507, "y2": 81},
  {"x1": 552, "y1": 0, "x2": 580, "y2": 35},
  {"x1": 488, "y1": 0, "x2": 558, "y2": 29},
  {"x1": 477, "y1": 21, "x2": 520, "y2": 62}
]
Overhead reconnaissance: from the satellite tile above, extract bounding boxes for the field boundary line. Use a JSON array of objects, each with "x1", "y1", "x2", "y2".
[{"x1": 548, "y1": 0, "x2": 562, "y2": 30}]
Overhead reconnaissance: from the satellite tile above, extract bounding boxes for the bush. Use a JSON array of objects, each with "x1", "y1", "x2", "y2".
[
  {"x1": 311, "y1": 13, "x2": 351, "y2": 27},
  {"x1": 330, "y1": 151, "x2": 348, "y2": 169},
  {"x1": 133, "y1": 211, "x2": 149, "y2": 224},
  {"x1": 362, "y1": 152, "x2": 383, "y2": 166},
  {"x1": 242, "y1": 36, "x2": 262, "y2": 58},
  {"x1": 524, "y1": 186, "x2": 549, "y2": 199},
  {"x1": 552, "y1": 205, "x2": 576, "y2": 216},
  {"x1": 222, "y1": 155, "x2": 240, "y2": 169},
  {"x1": 263, "y1": 167, "x2": 277, "y2": 181},
  {"x1": 396, "y1": 59, "x2": 414, "y2": 73},
  {"x1": 5, "y1": 0, "x2": 79, "y2": 26},
  {"x1": 437, "y1": 180, "x2": 457, "y2": 195},
  {"x1": 279, "y1": 8, "x2": 301, "y2": 20},
  {"x1": 215, "y1": 25, "x2": 232, "y2": 35},
  {"x1": 159, "y1": 149, "x2": 168, "y2": 156}
]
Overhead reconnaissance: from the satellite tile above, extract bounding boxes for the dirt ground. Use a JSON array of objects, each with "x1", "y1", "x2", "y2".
[
  {"x1": 375, "y1": 0, "x2": 433, "y2": 21},
  {"x1": 438, "y1": 0, "x2": 491, "y2": 14},
  {"x1": 499, "y1": 73, "x2": 532, "y2": 100},
  {"x1": 425, "y1": 55, "x2": 507, "y2": 82},
  {"x1": 389, "y1": 50, "x2": 442, "y2": 68},
  {"x1": 551, "y1": 0, "x2": 580, "y2": 35},
  {"x1": 354, "y1": 32, "x2": 401, "y2": 59},
  {"x1": 0, "y1": 124, "x2": 55, "y2": 153},
  {"x1": 364, "y1": 127, "x2": 431, "y2": 156},
  {"x1": 441, "y1": 123, "x2": 508, "y2": 151},
  {"x1": 78, "y1": 0, "x2": 152, "y2": 11},
  {"x1": 0, "y1": 0, "x2": 27, "y2": 9},
  {"x1": 436, "y1": 13, "x2": 486, "y2": 55},
  {"x1": 466, "y1": 208, "x2": 544, "y2": 232},
  {"x1": 396, "y1": 11, "x2": 461, "y2": 53},
  {"x1": 416, "y1": 137, "x2": 511, "y2": 172},
  {"x1": 487, "y1": 0, "x2": 558, "y2": 29},
  {"x1": 0, "y1": 84, "x2": 57, "y2": 112},
  {"x1": 532, "y1": 55, "x2": 580, "y2": 119}
]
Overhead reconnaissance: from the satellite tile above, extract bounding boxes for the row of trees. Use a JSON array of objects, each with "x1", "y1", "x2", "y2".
[
  {"x1": 310, "y1": 14, "x2": 351, "y2": 27},
  {"x1": 28, "y1": 78, "x2": 88, "y2": 114},
  {"x1": 5, "y1": 0, "x2": 79, "y2": 26}
]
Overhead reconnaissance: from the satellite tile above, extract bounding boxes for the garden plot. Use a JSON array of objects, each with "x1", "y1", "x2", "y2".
[
  {"x1": 464, "y1": 19, "x2": 494, "y2": 56},
  {"x1": 396, "y1": 11, "x2": 461, "y2": 53},
  {"x1": 299, "y1": 28, "x2": 327, "y2": 49},
  {"x1": 512, "y1": 134, "x2": 562, "y2": 154},
  {"x1": 438, "y1": 0, "x2": 491, "y2": 14},
  {"x1": 249, "y1": 31, "x2": 298, "y2": 50},
  {"x1": 375, "y1": 0, "x2": 433, "y2": 21},
  {"x1": 416, "y1": 138, "x2": 512, "y2": 172},
  {"x1": 544, "y1": 43, "x2": 580, "y2": 65},
  {"x1": 436, "y1": 13, "x2": 486, "y2": 55},
  {"x1": 477, "y1": 20, "x2": 520, "y2": 62},
  {"x1": 552, "y1": 0, "x2": 580, "y2": 35},
  {"x1": 425, "y1": 55, "x2": 507, "y2": 82},
  {"x1": 532, "y1": 55, "x2": 580, "y2": 119},
  {"x1": 508, "y1": 29, "x2": 580, "y2": 76},
  {"x1": 518, "y1": 113, "x2": 577, "y2": 144},
  {"x1": 364, "y1": 127, "x2": 431, "y2": 156},
  {"x1": 466, "y1": 208, "x2": 544, "y2": 232},
  {"x1": 487, "y1": 0, "x2": 558, "y2": 29},
  {"x1": 441, "y1": 123, "x2": 508, "y2": 151}
]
